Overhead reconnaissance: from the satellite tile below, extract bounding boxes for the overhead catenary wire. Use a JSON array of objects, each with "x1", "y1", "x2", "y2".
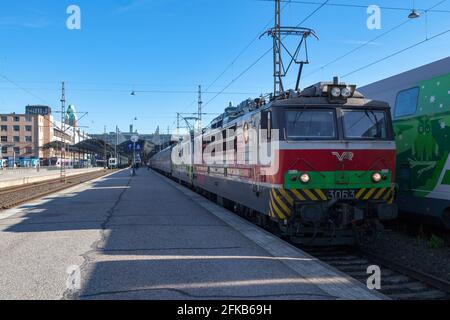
[
  {"x1": 172, "y1": 1, "x2": 291, "y2": 130},
  {"x1": 0, "y1": 86, "x2": 262, "y2": 96},
  {"x1": 173, "y1": 0, "x2": 291, "y2": 122},
  {"x1": 202, "y1": 0, "x2": 330, "y2": 110},
  {"x1": 300, "y1": 19, "x2": 413, "y2": 81},
  {"x1": 0, "y1": 74, "x2": 48, "y2": 104},
  {"x1": 341, "y1": 28, "x2": 450, "y2": 78},
  {"x1": 295, "y1": 0, "x2": 448, "y2": 84},
  {"x1": 204, "y1": 2, "x2": 290, "y2": 93},
  {"x1": 255, "y1": 0, "x2": 450, "y2": 13}
]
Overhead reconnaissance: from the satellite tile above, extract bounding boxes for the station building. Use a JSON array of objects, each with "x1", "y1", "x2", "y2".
[{"x1": 0, "y1": 105, "x2": 89, "y2": 167}]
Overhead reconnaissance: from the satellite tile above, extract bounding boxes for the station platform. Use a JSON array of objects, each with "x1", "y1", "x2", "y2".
[
  {"x1": 0, "y1": 168, "x2": 385, "y2": 300},
  {"x1": 0, "y1": 167, "x2": 105, "y2": 189}
]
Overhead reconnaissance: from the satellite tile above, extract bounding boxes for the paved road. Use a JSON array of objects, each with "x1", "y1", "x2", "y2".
[{"x1": 0, "y1": 169, "x2": 383, "y2": 300}]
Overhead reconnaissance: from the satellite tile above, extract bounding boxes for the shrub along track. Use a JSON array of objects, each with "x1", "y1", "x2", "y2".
[{"x1": 0, "y1": 170, "x2": 111, "y2": 210}]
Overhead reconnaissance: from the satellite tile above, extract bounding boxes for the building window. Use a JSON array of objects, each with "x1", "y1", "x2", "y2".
[
  {"x1": 25, "y1": 125, "x2": 32, "y2": 132},
  {"x1": 1, "y1": 146, "x2": 7, "y2": 154},
  {"x1": 1, "y1": 136, "x2": 7, "y2": 142},
  {"x1": 1, "y1": 116, "x2": 7, "y2": 122},
  {"x1": 14, "y1": 116, "x2": 20, "y2": 122},
  {"x1": 25, "y1": 136, "x2": 32, "y2": 142},
  {"x1": 13, "y1": 147, "x2": 20, "y2": 155},
  {"x1": 26, "y1": 147, "x2": 33, "y2": 154},
  {"x1": 13, "y1": 136, "x2": 20, "y2": 142},
  {"x1": 395, "y1": 87, "x2": 419, "y2": 118},
  {"x1": 1, "y1": 125, "x2": 7, "y2": 132},
  {"x1": 13, "y1": 125, "x2": 20, "y2": 131},
  {"x1": 25, "y1": 116, "x2": 32, "y2": 122}
]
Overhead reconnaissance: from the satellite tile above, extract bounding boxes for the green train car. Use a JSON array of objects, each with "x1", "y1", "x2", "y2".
[{"x1": 360, "y1": 57, "x2": 450, "y2": 228}]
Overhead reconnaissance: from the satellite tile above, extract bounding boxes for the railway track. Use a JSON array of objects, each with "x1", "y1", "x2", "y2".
[
  {"x1": 0, "y1": 169, "x2": 111, "y2": 210},
  {"x1": 302, "y1": 246, "x2": 450, "y2": 300}
]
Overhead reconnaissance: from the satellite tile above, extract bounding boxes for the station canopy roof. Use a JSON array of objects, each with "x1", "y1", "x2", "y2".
[
  {"x1": 43, "y1": 139, "x2": 115, "y2": 155},
  {"x1": 43, "y1": 138, "x2": 158, "y2": 158}
]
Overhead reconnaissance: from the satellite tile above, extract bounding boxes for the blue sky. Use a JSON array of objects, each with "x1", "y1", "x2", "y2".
[{"x1": 0, "y1": 0, "x2": 449, "y2": 135}]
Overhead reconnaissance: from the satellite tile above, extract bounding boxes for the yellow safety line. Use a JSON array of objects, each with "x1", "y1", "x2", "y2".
[
  {"x1": 269, "y1": 200, "x2": 275, "y2": 218},
  {"x1": 291, "y1": 189, "x2": 306, "y2": 201},
  {"x1": 270, "y1": 196, "x2": 286, "y2": 220},
  {"x1": 315, "y1": 189, "x2": 327, "y2": 201},
  {"x1": 279, "y1": 188, "x2": 294, "y2": 206},
  {"x1": 374, "y1": 188, "x2": 386, "y2": 200},
  {"x1": 356, "y1": 188, "x2": 366, "y2": 199},
  {"x1": 303, "y1": 189, "x2": 318, "y2": 201},
  {"x1": 272, "y1": 190, "x2": 291, "y2": 216},
  {"x1": 363, "y1": 188, "x2": 377, "y2": 200}
]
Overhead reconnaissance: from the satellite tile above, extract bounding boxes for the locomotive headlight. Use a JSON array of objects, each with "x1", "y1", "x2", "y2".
[
  {"x1": 341, "y1": 87, "x2": 352, "y2": 98},
  {"x1": 331, "y1": 87, "x2": 341, "y2": 98},
  {"x1": 300, "y1": 173, "x2": 310, "y2": 184},
  {"x1": 372, "y1": 172, "x2": 382, "y2": 183}
]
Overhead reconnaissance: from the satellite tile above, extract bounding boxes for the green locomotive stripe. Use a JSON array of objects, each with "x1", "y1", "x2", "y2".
[{"x1": 284, "y1": 170, "x2": 392, "y2": 190}]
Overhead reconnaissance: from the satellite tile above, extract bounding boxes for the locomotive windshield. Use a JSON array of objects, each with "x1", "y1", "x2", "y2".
[
  {"x1": 286, "y1": 110, "x2": 336, "y2": 139},
  {"x1": 283, "y1": 106, "x2": 391, "y2": 141},
  {"x1": 342, "y1": 109, "x2": 388, "y2": 139}
]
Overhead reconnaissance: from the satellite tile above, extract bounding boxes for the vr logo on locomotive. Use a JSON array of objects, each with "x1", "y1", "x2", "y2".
[{"x1": 332, "y1": 151, "x2": 354, "y2": 162}]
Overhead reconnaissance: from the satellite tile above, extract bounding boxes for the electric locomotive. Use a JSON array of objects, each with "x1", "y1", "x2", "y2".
[{"x1": 152, "y1": 77, "x2": 398, "y2": 245}]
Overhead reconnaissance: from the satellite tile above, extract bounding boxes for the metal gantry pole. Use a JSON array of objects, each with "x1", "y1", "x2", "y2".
[
  {"x1": 60, "y1": 81, "x2": 66, "y2": 182},
  {"x1": 115, "y1": 125, "x2": 118, "y2": 162},
  {"x1": 197, "y1": 85, "x2": 202, "y2": 134},
  {"x1": 104, "y1": 126, "x2": 107, "y2": 169},
  {"x1": 177, "y1": 113, "x2": 180, "y2": 137},
  {"x1": 273, "y1": 0, "x2": 283, "y2": 96}
]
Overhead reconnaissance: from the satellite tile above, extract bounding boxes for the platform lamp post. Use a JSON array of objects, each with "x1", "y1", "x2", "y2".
[
  {"x1": 103, "y1": 126, "x2": 107, "y2": 169},
  {"x1": 115, "y1": 125, "x2": 118, "y2": 164},
  {"x1": 130, "y1": 135, "x2": 139, "y2": 176}
]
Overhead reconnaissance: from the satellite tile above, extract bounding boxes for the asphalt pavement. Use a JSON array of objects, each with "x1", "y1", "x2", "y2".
[{"x1": 0, "y1": 168, "x2": 383, "y2": 300}]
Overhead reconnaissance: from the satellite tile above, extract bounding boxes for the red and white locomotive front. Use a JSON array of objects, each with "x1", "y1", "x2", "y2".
[{"x1": 263, "y1": 81, "x2": 397, "y2": 244}]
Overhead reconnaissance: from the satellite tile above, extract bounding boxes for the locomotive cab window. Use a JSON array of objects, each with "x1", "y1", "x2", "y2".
[
  {"x1": 285, "y1": 109, "x2": 336, "y2": 140},
  {"x1": 342, "y1": 109, "x2": 388, "y2": 140}
]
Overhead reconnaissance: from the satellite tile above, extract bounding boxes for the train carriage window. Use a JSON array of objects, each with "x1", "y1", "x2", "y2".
[
  {"x1": 394, "y1": 87, "x2": 419, "y2": 118},
  {"x1": 286, "y1": 110, "x2": 336, "y2": 139}
]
